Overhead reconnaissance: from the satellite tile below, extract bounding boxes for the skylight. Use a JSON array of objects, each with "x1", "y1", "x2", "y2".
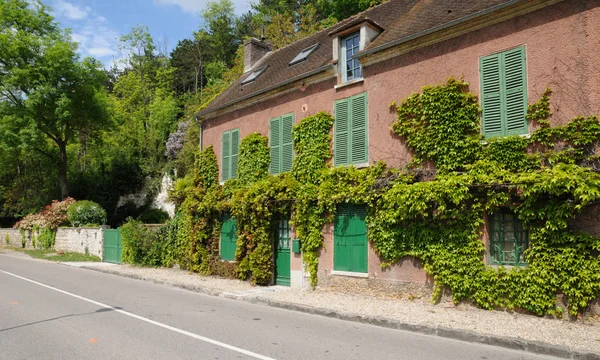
[
  {"x1": 289, "y1": 44, "x2": 319, "y2": 66},
  {"x1": 241, "y1": 66, "x2": 268, "y2": 85}
]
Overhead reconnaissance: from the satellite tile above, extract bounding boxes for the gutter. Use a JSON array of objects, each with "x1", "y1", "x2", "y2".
[
  {"x1": 197, "y1": 64, "x2": 335, "y2": 119},
  {"x1": 356, "y1": 0, "x2": 528, "y2": 59}
]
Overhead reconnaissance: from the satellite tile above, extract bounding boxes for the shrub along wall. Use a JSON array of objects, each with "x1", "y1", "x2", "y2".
[{"x1": 128, "y1": 78, "x2": 600, "y2": 317}]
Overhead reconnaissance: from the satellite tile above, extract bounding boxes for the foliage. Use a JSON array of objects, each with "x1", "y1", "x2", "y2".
[
  {"x1": 137, "y1": 208, "x2": 170, "y2": 224},
  {"x1": 36, "y1": 227, "x2": 56, "y2": 250},
  {"x1": 15, "y1": 197, "x2": 75, "y2": 230},
  {"x1": 67, "y1": 200, "x2": 107, "y2": 227},
  {"x1": 236, "y1": 133, "x2": 270, "y2": 187},
  {"x1": 391, "y1": 78, "x2": 481, "y2": 171},
  {"x1": 121, "y1": 217, "x2": 172, "y2": 266},
  {"x1": 0, "y1": 0, "x2": 113, "y2": 199}
]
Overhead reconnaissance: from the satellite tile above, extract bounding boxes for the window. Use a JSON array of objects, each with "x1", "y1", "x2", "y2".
[
  {"x1": 289, "y1": 44, "x2": 319, "y2": 66},
  {"x1": 334, "y1": 204, "x2": 368, "y2": 273},
  {"x1": 334, "y1": 92, "x2": 368, "y2": 166},
  {"x1": 241, "y1": 66, "x2": 268, "y2": 85},
  {"x1": 221, "y1": 128, "x2": 239, "y2": 181},
  {"x1": 489, "y1": 211, "x2": 529, "y2": 266},
  {"x1": 220, "y1": 213, "x2": 237, "y2": 261},
  {"x1": 480, "y1": 46, "x2": 528, "y2": 138},
  {"x1": 269, "y1": 113, "x2": 294, "y2": 174},
  {"x1": 341, "y1": 32, "x2": 362, "y2": 82}
]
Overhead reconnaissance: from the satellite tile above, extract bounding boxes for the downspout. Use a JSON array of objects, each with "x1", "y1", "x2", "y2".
[{"x1": 196, "y1": 116, "x2": 203, "y2": 151}]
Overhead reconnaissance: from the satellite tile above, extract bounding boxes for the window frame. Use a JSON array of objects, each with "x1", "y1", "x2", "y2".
[
  {"x1": 341, "y1": 32, "x2": 362, "y2": 83},
  {"x1": 489, "y1": 210, "x2": 529, "y2": 266}
]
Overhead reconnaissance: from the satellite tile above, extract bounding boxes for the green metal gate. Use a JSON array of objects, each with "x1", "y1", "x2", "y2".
[
  {"x1": 274, "y1": 219, "x2": 291, "y2": 286},
  {"x1": 103, "y1": 229, "x2": 122, "y2": 264}
]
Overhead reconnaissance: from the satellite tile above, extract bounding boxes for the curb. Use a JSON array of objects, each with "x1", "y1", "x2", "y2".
[{"x1": 80, "y1": 265, "x2": 600, "y2": 360}]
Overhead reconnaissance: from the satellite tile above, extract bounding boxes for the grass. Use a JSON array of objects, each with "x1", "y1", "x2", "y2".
[{"x1": 23, "y1": 249, "x2": 101, "y2": 262}]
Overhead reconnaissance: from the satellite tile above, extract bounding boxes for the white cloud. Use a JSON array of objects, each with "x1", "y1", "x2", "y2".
[
  {"x1": 53, "y1": 0, "x2": 90, "y2": 20},
  {"x1": 153, "y1": 0, "x2": 251, "y2": 15},
  {"x1": 87, "y1": 47, "x2": 117, "y2": 57},
  {"x1": 69, "y1": 15, "x2": 120, "y2": 67}
]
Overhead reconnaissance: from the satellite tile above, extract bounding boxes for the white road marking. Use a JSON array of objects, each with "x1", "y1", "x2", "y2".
[{"x1": 0, "y1": 269, "x2": 276, "y2": 360}]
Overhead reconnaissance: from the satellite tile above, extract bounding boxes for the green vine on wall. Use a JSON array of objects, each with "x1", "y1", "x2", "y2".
[{"x1": 138, "y1": 78, "x2": 600, "y2": 317}]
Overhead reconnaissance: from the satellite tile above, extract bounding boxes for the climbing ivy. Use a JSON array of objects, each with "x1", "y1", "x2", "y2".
[
  {"x1": 391, "y1": 78, "x2": 481, "y2": 171},
  {"x1": 137, "y1": 78, "x2": 600, "y2": 317}
]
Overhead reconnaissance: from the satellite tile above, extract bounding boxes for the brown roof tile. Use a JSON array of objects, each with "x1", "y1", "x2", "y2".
[{"x1": 199, "y1": 0, "x2": 515, "y2": 117}]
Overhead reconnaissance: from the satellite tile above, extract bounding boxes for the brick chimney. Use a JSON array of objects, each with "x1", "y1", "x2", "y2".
[{"x1": 244, "y1": 38, "x2": 270, "y2": 73}]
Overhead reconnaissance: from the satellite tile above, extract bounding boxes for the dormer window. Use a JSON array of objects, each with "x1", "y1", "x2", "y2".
[
  {"x1": 342, "y1": 32, "x2": 362, "y2": 82},
  {"x1": 290, "y1": 44, "x2": 319, "y2": 66},
  {"x1": 241, "y1": 66, "x2": 268, "y2": 85},
  {"x1": 330, "y1": 19, "x2": 381, "y2": 86}
]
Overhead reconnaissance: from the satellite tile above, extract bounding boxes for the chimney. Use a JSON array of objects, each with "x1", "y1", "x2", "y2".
[{"x1": 244, "y1": 38, "x2": 270, "y2": 73}]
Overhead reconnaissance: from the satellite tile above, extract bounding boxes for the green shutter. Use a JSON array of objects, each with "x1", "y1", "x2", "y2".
[
  {"x1": 281, "y1": 113, "x2": 294, "y2": 173},
  {"x1": 503, "y1": 47, "x2": 528, "y2": 135},
  {"x1": 334, "y1": 204, "x2": 351, "y2": 271},
  {"x1": 350, "y1": 204, "x2": 368, "y2": 273},
  {"x1": 481, "y1": 46, "x2": 527, "y2": 138},
  {"x1": 220, "y1": 213, "x2": 237, "y2": 261},
  {"x1": 270, "y1": 117, "x2": 281, "y2": 174},
  {"x1": 222, "y1": 131, "x2": 231, "y2": 181},
  {"x1": 334, "y1": 203, "x2": 368, "y2": 273},
  {"x1": 230, "y1": 129, "x2": 239, "y2": 179},
  {"x1": 334, "y1": 98, "x2": 350, "y2": 166},
  {"x1": 350, "y1": 93, "x2": 368, "y2": 164},
  {"x1": 480, "y1": 53, "x2": 503, "y2": 138}
]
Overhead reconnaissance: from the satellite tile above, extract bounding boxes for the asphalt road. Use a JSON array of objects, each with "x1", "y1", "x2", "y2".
[{"x1": 0, "y1": 252, "x2": 562, "y2": 360}]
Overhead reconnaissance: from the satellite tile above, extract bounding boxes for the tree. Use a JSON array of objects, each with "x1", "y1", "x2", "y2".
[
  {"x1": 0, "y1": 0, "x2": 112, "y2": 199},
  {"x1": 201, "y1": 0, "x2": 237, "y2": 67}
]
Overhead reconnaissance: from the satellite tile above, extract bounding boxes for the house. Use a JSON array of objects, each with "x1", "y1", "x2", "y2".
[{"x1": 197, "y1": 0, "x2": 600, "y2": 290}]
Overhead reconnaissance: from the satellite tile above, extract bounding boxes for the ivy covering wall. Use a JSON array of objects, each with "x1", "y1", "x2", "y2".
[{"x1": 130, "y1": 78, "x2": 600, "y2": 317}]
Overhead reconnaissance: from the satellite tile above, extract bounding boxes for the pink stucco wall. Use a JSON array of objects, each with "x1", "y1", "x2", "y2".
[{"x1": 203, "y1": 1, "x2": 600, "y2": 286}]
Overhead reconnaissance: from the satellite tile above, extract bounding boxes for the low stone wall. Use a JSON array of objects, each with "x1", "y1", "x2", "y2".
[
  {"x1": 0, "y1": 228, "x2": 26, "y2": 248},
  {"x1": 55, "y1": 227, "x2": 104, "y2": 259}
]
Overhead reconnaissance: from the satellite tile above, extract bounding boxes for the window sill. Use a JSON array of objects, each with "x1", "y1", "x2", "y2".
[
  {"x1": 334, "y1": 162, "x2": 370, "y2": 169},
  {"x1": 331, "y1": 270, "x2": 369, "y2": 278},
  {"x1": 334, "y1": 78, "x2": 364, "y2": 90},
  {"x1": 480, "y1": 133, "x2": 531, "y2": 145},
  {"x1": 489, "y1": 264, "x2": 527, "y2": 269}
]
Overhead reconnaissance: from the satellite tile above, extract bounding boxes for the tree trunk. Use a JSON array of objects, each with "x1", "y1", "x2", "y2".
[{"x1": 57, "y1": 139, "x2": 69, "y2": 199}]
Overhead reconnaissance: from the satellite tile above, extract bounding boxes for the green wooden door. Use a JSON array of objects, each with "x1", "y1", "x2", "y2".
[
  {"x1": 103, "y1": 229, "x2": 122, "y2": 264},
  {"x1": 334, "y1": 204, "x2": 367, "y2": 273},
  {"x1": 220, "y1": 213, "x2": 237, "y2": 261},
  {"x1": 274, "y1": 219, "x2": 291, "y2": 286}
]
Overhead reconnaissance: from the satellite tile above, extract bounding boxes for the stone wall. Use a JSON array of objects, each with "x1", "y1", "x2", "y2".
[
  {"x1": 0, "y1": 228, "x2": 26, "y2": 248},
  {"x1": 54, "y1": 227, "x2": 104, "y2": 259}
]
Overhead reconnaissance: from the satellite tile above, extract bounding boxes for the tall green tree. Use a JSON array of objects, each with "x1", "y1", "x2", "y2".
[{"x1": 0, "y1": 0, "x2": 112, "y2": 199}]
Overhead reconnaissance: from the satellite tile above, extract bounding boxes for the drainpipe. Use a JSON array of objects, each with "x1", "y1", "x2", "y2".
[{"x1": 196, "y1": 116, "x2": 203, "y2": 151}]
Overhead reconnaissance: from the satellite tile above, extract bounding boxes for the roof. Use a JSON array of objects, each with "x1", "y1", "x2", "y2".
[{"x1": 198, "y1": 0, "x2": 521, "y2": 118}]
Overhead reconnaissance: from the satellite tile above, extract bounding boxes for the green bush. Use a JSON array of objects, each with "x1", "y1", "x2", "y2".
[
  {"x1": 38, "y1": 227, "x2": 55, "y2": 249},
  {"x1": 121, "y1": 217, "x2": 174, "y2": 267},
  {"x1": 67, "y1": 201, "x2": 107, "y2": 227}
]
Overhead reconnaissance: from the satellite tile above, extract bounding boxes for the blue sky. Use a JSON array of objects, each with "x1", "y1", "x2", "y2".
[{"x1": 42, "y1": 0, "x2": 253, "y2": 68}]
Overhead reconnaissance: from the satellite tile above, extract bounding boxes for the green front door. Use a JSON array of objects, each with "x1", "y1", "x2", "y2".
[
  {"x1": 274, "y1": 219, "x2": 291, "y2": 286},
  {"x1": 334, "y1": 204, "x2": 368, "y2": 273},
  {"x1": 103, "y1": 229, "x2": 122, "y2": 264}
]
